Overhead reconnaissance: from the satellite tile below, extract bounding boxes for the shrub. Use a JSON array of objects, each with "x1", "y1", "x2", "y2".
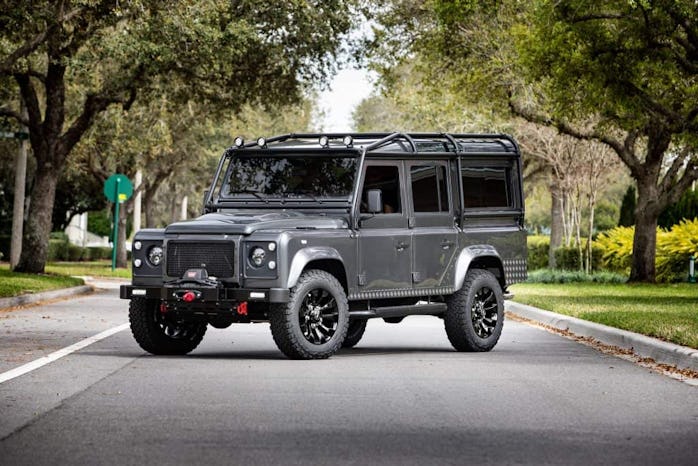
[
  {"x1": 66, "y1": 243, "x2": 85, "y2": 261},
  {"x1": 595, "y1": 219, "x2": 698, "y2": 282},
  {"x1": 527, "y1": 235, "x2": 549, "y2": 270},
  {"x1": 48, "y1": 239, "x2": 69, "y2": 261},
  {"x1": 552, "y1": 243, "x2": 604, "y2": 271},
  {"x1": 526, "y1": 269, "x2": 627, "y2": 284}
]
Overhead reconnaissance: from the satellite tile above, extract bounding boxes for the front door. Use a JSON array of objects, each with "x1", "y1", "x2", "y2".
[{"x1": 357, "y1": 161, "x2": 412, "y2": 293}]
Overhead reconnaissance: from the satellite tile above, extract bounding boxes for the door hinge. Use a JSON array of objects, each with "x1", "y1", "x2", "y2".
[
  {"x1": 412, "y1": 272, "x2": 422, "y2": 283},
  {"x1": 358, "y1": 273, "x2": 366, "y2": 286}
]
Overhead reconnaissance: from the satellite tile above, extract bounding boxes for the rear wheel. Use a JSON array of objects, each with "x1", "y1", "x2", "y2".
[
  {"x1": 129, "y1": 297, "x2": 207, "y2": 355},
  {"x1": 444, "y1": 269, "x2": 504, "y2": 352},
  {"x1": 269, "y1": 270, "x2": 349, "y2": 359},
  {"x1": 342, "y1": 320, "x2": 367, "y2": 348}
]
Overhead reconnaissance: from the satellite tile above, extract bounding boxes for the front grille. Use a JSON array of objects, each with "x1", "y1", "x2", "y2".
[{"x1": 166, "y1": 241, "x2": 235, "y2": 278}]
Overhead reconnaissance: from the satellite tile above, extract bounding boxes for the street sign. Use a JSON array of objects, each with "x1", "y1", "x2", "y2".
[
  {"x1": 0, "y1": 131, "x2": 29, "y2": 140},
  {"x1": 103, "y1": 174, "x2": 134, "y2": 270},
  {"x1": 104, "y1": 174, "x2": 133, "y2": 203}
]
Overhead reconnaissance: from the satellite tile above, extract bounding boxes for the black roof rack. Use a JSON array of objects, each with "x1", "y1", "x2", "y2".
[{"x1": 231, "y1": 132, "x2": 519, "y2": 155}]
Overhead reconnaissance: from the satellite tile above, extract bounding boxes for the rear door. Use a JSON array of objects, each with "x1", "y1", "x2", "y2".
[{"x1": 407, "y1": 161, "x2": 458, "y2": 290}]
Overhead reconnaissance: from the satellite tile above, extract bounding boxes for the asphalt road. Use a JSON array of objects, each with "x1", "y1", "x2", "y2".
[{"x1": 1, "y1": 285, "x2": 697, "y2": 465}]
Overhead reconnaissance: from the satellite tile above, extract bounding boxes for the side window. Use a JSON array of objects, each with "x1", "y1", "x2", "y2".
[
  {"x1": 361, "y1": 165, "x2": 401, "y2": 214},
  {"x1": 462, "y1": 166, "x2": 510, "y2": 208},
  {"x1": 411, "y1": 165, "x2": 449, "y2": 213}
]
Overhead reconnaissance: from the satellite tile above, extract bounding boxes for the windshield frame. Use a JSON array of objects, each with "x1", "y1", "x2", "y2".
[{"x1": 213, "y1": 148, "x2": 362, "y2": 209}]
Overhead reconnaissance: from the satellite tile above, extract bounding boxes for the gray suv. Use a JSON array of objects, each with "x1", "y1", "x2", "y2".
[{"x1": 121, "y1": 132, "x2": 527, "y2": 359}]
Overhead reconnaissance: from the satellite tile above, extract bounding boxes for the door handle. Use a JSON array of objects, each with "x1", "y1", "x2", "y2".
[
  {"x1": 396, "y1": 241, "x2": 409, "y2": 251},
  {"x1": 441, "y1": 240, "x2": 455, "y2": 250}
]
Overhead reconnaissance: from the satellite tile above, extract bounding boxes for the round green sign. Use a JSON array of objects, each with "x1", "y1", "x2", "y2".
[{"x1": 104, "y1": 174, "x2": 133, "y2": 203}]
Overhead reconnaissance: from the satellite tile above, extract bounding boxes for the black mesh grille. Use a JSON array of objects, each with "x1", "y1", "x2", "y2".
[{"x1": 166, "y1": 241, "x2": 235, "y2": 278}]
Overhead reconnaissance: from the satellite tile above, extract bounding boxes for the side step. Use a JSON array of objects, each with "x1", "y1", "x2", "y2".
[{"x1": 349, "y1": 302, "x2": 447, "y2": 320}]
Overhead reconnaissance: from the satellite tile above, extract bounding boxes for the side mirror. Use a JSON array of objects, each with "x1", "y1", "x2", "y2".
[{"x1": 367, "y1": 189, "x2": 383, "y2": 214}]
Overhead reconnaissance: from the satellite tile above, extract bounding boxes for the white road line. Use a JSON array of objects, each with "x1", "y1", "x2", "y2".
[{"x1": 0, "y1": 323, "x2": 129, "y2": 384}]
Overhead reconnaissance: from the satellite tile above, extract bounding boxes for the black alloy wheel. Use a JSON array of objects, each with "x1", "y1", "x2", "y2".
[
  {"x1": 470, "y1": 286, "x2": 498, "y2": 338},
  {"x1": 299, "y1": 288, "x2": 340, "y2": 345}
]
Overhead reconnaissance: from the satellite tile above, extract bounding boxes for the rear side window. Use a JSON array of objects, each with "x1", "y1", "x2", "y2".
[
  {"x1": 411, "y1": 165, "x2": 449, "y2": 213},
  {"x1": 462, "y1": 167, "x2": 509, "y2": 208}
]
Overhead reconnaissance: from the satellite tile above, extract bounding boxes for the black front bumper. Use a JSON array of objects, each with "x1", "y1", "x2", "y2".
[{"x1": 120, "y1": 284, "x2": 290, "y2": 303}]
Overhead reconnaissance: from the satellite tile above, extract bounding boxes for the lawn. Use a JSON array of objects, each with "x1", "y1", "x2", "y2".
[
  {"x1": 45, "y1": 261, "x2": 132, "y2": 279},
  {"x1": 0, "y1": 267, "x2": 84, "y2": 299},
  {"x1": 510, "y1": 282, "x2": 698, "y2": 349}
]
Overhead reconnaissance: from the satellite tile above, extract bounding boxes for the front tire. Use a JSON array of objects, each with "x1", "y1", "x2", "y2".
[
  {"x1": 445, "y1": 269, "x2": 504, "y2": 352},
  {"x1": 269, "y1": 270, "x2": 349, "y2": 359},
  {"x1": 129, "y1": 297, "x2": 207, "y2": 355}
]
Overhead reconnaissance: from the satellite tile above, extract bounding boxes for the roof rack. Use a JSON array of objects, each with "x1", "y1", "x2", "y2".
[{"x1": 230, "y1": 132, "x2": 519, "y2": 155}]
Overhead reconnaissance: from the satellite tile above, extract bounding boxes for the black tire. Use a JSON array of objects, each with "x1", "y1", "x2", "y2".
[
  {"x1": 269, "y1": 270, "x2": 349, "y2": 359},
  {"x1": 342, "y1": 320, "x2": 367, "y2": 348},
  {"x1": 129, "y1": 297, "x2": 207, "y2": 355},
  {"x1": 445, "y1": 269, "x2": 504, "y2": 352}
]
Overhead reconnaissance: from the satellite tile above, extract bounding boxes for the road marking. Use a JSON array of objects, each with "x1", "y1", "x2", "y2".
[{"x1": 0, "y1": 323, "x2": 129, "y2": 384}]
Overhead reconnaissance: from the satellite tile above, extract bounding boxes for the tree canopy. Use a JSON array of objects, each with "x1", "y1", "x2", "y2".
[{"x1": 0, "y1": 0, "x2": 358, "y2": 272}]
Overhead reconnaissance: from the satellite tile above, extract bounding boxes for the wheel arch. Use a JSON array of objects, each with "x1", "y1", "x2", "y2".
[
  {"x1": 454, "y1": 245, "x2": 506, "y2": 291},
  {"x1": 286, "y1": 247, "x2": 347, "y2": 292}
]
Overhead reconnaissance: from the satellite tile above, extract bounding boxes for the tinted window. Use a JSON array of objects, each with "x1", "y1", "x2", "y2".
[
  {"x1": 411, "y1": 165, "x2": 449, "y2": 213},
  {"x1": 222, "y1": 155, "x2": 356, "y2": 198},
  {"x1": 361, "y1": 165, "x2": 401, "y2": 214},
  {"x1": 462, "y1": 167, "x2": 509, "y2": 208}
]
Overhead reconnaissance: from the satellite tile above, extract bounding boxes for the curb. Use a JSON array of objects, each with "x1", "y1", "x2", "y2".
[
  {"x1": 0, "y1": 285, "x2": 94, "y2": 311},
  {"x1": 506, "y1": 301, "x2": 698, "y2": 372}
]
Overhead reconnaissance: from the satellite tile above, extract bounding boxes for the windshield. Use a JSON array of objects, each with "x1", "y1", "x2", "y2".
[{"x1": 221, "y1": 154, "x2": 358, "y2": 200}]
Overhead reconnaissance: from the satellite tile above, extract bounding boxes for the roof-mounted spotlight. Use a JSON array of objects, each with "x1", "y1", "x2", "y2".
[
  {"x1": 342, "y1": 135, "x2": 353, "y2": 147},
  {"x1": 234, "y1": 136, "x2": 244, "y2": 148},
  {"x1": 319, "y1": 135, "x2": 329, "y2": 148},
  {"x1": 256, "y1": 137, "x2": 267, "y2": 148}
]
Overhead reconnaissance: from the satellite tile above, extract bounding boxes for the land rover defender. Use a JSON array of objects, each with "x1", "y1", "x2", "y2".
[{"x1": 121, "y1": 132, "x2": 527, "y2": 359}]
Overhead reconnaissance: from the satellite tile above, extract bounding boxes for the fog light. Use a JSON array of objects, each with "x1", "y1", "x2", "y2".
[
  {"x1": 134, "y1": 241, "x2": 142, "y2": 251},
  {"x1": 234, "y1": 136, "x2": 244, "y2": 147},
  {"x1": 268, "y1": 260, "x2": 276, "y2": 270},
  {"x1": 343, "y1": 135, "x2": 353, "y2": 147},
  {"x1": 319, "y1": 135, "x2": 329, "y2": 147},
  {"x1": 268, "y1": 242, "x2": 276, "y2": 251},
  {"x1": 257, "y1": 137, "x2": 266, "y2": 148},
  {"x1": 134, "y1": 259, "x2": 142, "y2": 267}
]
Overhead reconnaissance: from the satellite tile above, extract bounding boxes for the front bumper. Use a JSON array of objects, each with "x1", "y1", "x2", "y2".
[{"x1": 120, "y1": 284, "x2": 290, "y2": 303}]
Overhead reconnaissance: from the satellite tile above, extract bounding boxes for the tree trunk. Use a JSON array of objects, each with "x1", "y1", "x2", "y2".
[
  {"x1": 15, "y1": 164, "x2": 59, "y2": 273},
  {"x1": 549, "y1": 182, "x2": 563, "y2": 268},
  {"x1": 630, "y1": 186, "x2": 660, "y2": 282}
]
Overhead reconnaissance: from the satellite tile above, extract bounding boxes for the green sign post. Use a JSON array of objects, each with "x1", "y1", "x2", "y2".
[{"x1": 104, "y1": 174, "x2": 133, "y2": 270}]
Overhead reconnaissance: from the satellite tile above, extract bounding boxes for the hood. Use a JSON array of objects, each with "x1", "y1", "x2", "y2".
[{"x1": 165, "y1": 211, "x2": 347, "y2": 235}]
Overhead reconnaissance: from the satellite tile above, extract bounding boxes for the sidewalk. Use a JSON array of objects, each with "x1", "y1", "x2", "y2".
[{"x1": 506, "y1": 301, "x2": 698, "y2": 373}]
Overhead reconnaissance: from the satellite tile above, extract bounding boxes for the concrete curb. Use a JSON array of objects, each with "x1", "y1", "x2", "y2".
[
  {"x1": 506, "y1": 301, "x2": 698, "y2": 372},
  {"x1": 0, "y1": 285, "x2": 93, "y2": 311}
]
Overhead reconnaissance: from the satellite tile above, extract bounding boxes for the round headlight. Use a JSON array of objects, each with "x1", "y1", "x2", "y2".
[
  {"x1": 134, "y1": 241, "x2": 142, "y2": 251},
  {"x1": 133, "y1": 258, "x2": 142, "y2": 268},
  {"x1": 147, "y1": 246, "x2": 163, "y2": 266},
  {"x1": 250, "y1": 247, "x2": 266, "y2": 267}
]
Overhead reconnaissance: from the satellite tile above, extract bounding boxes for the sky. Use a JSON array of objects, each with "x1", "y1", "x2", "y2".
[{"x1": 318, "y1": 67, "x2": 376, "y2": 133}]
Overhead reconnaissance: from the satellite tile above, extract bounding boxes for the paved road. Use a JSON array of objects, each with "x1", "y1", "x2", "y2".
[{"x1": 1, "y1": 286, "x2": 697, "y2": 465}]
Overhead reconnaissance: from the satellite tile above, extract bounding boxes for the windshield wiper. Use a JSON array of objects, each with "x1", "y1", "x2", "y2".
[
  {"x1": 286, "y1": 190, "x2": 323, "y2": 203},
  {"x1": 228, "y1": 190, "x2": 268, "y2": 203}
]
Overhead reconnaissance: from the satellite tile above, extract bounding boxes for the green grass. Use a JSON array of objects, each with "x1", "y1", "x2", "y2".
[
  {"x1": 0, "y1": 267, "x2": 84, "y2": 299},
  {"x1": 510, "y1": 282, "x2": 698, "y2": 349},
  {"x1": 45, "y1": 261, "x2": 132, "y2": 279}
]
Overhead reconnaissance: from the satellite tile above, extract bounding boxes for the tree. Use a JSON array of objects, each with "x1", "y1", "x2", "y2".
[
  {"x1": 368, "y1": 0, "x2": 698, "y2": 282},
  {"x1": 0, "y1": 0, "x2": 356, "y2": 272}
]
